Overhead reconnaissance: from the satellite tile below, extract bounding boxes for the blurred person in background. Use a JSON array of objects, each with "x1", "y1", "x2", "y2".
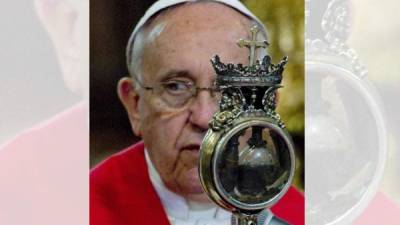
[{"x1": 0, "y1": 0, "x2": 88, "y2": 225}]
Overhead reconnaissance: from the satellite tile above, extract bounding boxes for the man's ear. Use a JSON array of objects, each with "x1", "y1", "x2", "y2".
[{"x1": 117, "y1": 77, "x2": 142, "y2": 137}]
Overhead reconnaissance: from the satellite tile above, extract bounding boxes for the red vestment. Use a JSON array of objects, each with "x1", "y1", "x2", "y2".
[{"x1": 90, "y1": 142, "x2": 305, "y2": 225}]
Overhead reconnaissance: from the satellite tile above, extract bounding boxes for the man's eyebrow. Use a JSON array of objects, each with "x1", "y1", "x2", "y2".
[{"x1": 159, "y1": 70, "x2": 194, "y2": 81}]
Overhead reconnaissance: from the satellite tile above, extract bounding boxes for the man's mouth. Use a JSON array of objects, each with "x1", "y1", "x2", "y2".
[
  {"x1": 179, "y1": 144, "x2": 201, "y2": 167},
  {"x1": 181, "y1": 144, "x2": 201, "y2": 152}
]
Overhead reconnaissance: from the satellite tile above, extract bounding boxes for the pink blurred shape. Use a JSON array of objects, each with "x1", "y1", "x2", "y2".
[{"x1": 0, "y1": 102, "x2": 88, "y2": 225}]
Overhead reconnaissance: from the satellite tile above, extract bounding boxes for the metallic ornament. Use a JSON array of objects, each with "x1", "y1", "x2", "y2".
[{"x1": 199, "y1": 26, "x2": 296, "y2": 225}]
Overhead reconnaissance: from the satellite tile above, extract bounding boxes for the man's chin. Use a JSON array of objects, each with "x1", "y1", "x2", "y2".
[
  {"x1": 179, "y1": 167, "x2": 211, "y2": 202},
  {"x1": 186, "y1": 192, "x2": 212, "y2": 203}
]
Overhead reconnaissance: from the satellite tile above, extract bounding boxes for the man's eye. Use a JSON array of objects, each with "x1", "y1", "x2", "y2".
[{"x1": 163, "y1": 81, "x2": 191, "y2": 94}]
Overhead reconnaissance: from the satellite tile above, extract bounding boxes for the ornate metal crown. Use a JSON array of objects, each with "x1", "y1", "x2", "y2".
[
  {"x1": 211, "y1": 54, "x2": 287, "y2": 87},
  {"x1": 209, "y1": 26, "x2": 288, "y2": 131}
]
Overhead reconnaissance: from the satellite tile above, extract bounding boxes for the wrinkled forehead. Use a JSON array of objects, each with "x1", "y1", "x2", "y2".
[
  {"x1": 150, "y1": 2, "x2": 252, "y2": 33},
  {"x1": 140, "y1": 3, "x2": 253, "y2": 79},
  {"x1": 146, "y1": 2, "x2": 252, "y2": 49}
]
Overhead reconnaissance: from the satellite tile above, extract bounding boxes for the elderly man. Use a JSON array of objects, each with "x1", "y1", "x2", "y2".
[{"x1": 90, "y1": 1, "x2": 304, "y2": 225}]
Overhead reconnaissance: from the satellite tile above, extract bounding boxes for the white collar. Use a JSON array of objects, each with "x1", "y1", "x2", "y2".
[{"x1": 144, "y1": 149, "x2": 232, "y2": 224}]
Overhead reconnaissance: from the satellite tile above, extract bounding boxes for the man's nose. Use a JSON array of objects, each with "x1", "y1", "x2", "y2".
[{"x1": 188, "y1": 90, "x2": 218, "y2": 131}]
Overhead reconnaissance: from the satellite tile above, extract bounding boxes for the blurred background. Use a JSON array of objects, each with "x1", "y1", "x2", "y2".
[
  {"x1": 305, "y1": 0, "x2": 400, "y2": 223},
  {"x1": 348, "y1": 0, "x2": 400, "y2": 206},
  {"x1": 0, "y1": 0, "x2": 80, "y2": 144},
  {"x1": 90, "y1": 0, "x2": 304, "y2": 190}
]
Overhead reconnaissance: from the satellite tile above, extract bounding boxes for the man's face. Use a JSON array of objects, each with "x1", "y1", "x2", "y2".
[{"x1": 127, "y1": 2, "x2": 251, "y2": 202}]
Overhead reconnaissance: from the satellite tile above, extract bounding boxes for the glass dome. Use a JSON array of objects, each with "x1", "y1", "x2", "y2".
[{"x1": 213, "y1": 123, "x2": 293, "y2": 209}]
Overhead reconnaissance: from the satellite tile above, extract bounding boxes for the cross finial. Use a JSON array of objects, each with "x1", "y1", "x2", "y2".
[{"x1": 237, "y1": 26, "x2": 269, "y2": 66}]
